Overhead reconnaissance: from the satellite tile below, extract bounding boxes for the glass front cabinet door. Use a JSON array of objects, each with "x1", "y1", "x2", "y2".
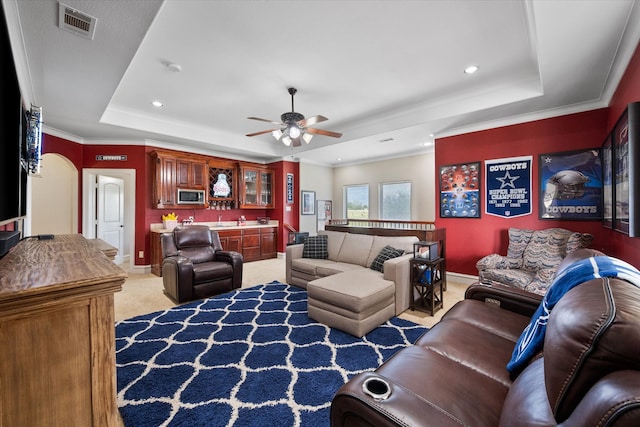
[{"x1": 240, "y1": 166, "x2": 275, "y2": 208}]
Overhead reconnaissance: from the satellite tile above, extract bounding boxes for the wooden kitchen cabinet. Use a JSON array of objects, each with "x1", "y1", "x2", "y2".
[
  {"x1": 177, "y1": 158, "x2": 207, "y2": 189},
  {"x1": 260, "y1": 227, "x2": 277, "y2": 258},
  {"x1": 153, "y1": 151, "x2": 177, "y2": 208},
  {"x1": 0, "y1": 235, "x2": 126, "y2": 427},
  {"x1": 242, "y1": 228, "x2": 261, "y2": 261},
  {"x1": 240, "y1": 165, "x2": 275, "y2": 209},
  {"x1": 152, "y1": 150, "x2": 208, "y2": 209},
  {"x1": 150, "y1": 230, "x2": 164, "y2": 276},
  {"x1": 218, "y1": 229, "x2": 242, "y2": 253}
]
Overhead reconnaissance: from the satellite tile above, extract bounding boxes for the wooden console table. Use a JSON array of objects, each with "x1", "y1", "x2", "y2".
[{"x1": 0, "y1": 234, "x2": 126, "y2": 426}]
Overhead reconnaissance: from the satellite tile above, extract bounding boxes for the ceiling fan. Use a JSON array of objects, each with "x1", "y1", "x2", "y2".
[{"x1": 246, "y1": 87, "x2": 342, "y2": 147}]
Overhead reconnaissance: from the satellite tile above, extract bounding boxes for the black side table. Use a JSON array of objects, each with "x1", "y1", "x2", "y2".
[{"x1": 409, "y1": 257, "x2": 445, "y2": 315}]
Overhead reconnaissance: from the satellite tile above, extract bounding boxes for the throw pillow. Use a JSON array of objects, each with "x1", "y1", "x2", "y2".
[
  {"x1": 370, "y1": 245, "x2": 404, "y2": 273},
  {"x1": 302, "y1": 235, "x2": 329, "y2": 259}
]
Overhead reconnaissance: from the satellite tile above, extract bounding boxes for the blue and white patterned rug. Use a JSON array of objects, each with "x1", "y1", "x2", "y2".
[{"x1": 116, "y1": 282, "x2": 428, "y2": 426}]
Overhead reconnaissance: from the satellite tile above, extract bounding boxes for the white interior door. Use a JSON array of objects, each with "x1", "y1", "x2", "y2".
[{"x1": 97, "y1": 175, "x2": 124, "y2": 263}]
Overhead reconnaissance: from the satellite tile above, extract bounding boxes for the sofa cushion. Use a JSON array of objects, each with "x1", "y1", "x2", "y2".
[
  {"x1": 369, "y1": 245, "x2": 404, "y2": 273},
  {"x1": 480, "y1": 268, "x2": 535, "y2": 290},
  {"x1": 336, "y1": 233, "x2": 374, "y2": 266},
  {"x1": 291, "y1": 257, "x2": 337, "y2": 276},
  {"x1": 365, "y1": 235, "x2": 419, "y2": 267},
  {"x1": 316, "y1": 262, "x2": 365, "y2": 277},
  {"x1": 307, "y1": 269, "x2": 394, "y2": 314},
  {"x1": 318, "y1": 230, "x2": 347, "y2": 261},
  {"x1": 505, "y1": 228, "x2": 533, "y2": 267},
  {"x1": 543, "y1": 277, "x2": 640, "y2": 422},
  {"x1": 521, "y1": 228, "x2": 576, "y2": 272},
  {"x1": 566, "y1": 232, "x2": 594, "y2": 253},
  {"x1": 302, "y1": 234, "x2": 329, "y2": 259}
]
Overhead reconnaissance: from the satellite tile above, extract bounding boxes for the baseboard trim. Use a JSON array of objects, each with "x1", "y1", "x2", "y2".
[{"x1": 446, "y1": 271, "x2": 479, "y2": 286}]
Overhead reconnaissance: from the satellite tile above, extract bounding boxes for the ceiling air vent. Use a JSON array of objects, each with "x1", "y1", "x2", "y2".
[{"x1": 58, "y1": 2, "x2": 97, "y2": 40}]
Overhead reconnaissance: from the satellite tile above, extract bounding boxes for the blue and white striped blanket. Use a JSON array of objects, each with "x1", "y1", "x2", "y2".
[{"x1": 507, "y1": 255, "x2": 640, "y2": 376}]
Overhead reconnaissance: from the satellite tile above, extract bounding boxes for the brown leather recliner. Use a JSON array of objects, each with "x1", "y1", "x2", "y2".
[
  {"x1": 161, "y1": 225, "x2": 243, "y2": 303},
  {"x1": 331, "y1": 249, "x2": 640, "y2": 426}
]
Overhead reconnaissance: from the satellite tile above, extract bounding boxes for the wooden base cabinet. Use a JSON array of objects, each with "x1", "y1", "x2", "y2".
[
  {"x1": 0, "y1": 235, "x2": 126, "y2": 427},
  {"x1": 218, "y1": 229, "x2": 242, "y2": 253}
]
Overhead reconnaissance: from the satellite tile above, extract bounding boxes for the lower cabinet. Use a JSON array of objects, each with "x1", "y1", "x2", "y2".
[
  {"x1": 151, "y1": 231, "x2": 163, "y2": 276},
  {"x1": 242, "y1": 228, "x2": 261, "y2": 262},
  {"x1": 218, "y1": 229, "x2": 242, "y2": 253},
  {"x1": 260, "y1": 227, "x2": 277, "y2": 258},
  {"x1": 0, "y1": 235, "x2": 125, "y2": 426}
]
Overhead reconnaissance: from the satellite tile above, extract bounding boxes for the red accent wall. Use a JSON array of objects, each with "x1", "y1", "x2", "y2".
[
  {"x1": 435, "y1": 43, "x2": 640, "y2": 275},
  {"x1": 270, "y1": 160, "x2": 300, "y2": 252}
]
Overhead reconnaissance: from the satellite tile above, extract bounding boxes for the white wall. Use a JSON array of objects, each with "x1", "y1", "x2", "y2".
[
  {"x1": 299, "y1": 162, "x2": 333, "y2": 235},
  {"x1": 297, "y1": 152, "x2": 436, "y2": 235},
  {"x1": 333, "y1": 152, "x2": 436, "y2": 221}
]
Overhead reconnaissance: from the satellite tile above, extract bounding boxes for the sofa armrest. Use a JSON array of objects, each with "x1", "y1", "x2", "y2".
[
  {"x1": 465, "y1": 282, "x2": 542, "y2": 317},
  {"x1": 215, "y1": 250, "x2": 244, "y2": 289},
  {"x1": 383, "y1": 254, "x2": 413, "y2": 315},
  {"x1": 162, "y1": 255, "x2": 194, "y2": 302},
  {"x1": 332, "y1": 372, "x2": 462, "y2": 427},
  {"x1": 285, "y1": 243, "x2": 305, "y2": 284}
]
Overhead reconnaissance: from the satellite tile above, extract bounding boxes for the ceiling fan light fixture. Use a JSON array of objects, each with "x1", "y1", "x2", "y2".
[
  {"x1": 247, "y1": 87, "x2": 341, "y2": 145},
  {"x1": 288, "y1": 125, "x2": 301, "y2": 139}
]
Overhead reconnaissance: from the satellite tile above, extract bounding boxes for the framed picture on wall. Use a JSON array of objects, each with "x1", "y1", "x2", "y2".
[
  {"x1": 439, "y1": 162, "x2": 480, "y2": 218},
  {"x1": 538, "y1": 148, "x2": 602, "y2": 220},
  {"x1": 301, "y1": 190, "x2": 316, "y2": 215},
  {"x1": 317, "y1": 200, "x2": 332, "y2": 231},
  {"x1": 286, "y1": 173, "x2": 294, "y2": 204},
  {"x1": 602, "y1": 135, "x2": 613, "y2": 228},
  {"x1": 612, "y1": 103, "x2": 640, "y2": 236}
]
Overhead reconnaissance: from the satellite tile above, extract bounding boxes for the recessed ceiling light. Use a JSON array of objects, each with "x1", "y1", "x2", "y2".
[
  {"x1": 464, "y1": 65, "x2": 479, "y2": 74},
  {"x1": 336, "y1": 158, "x2": 342, "y2": 161},
  {"x1": 152, "y1": 100, "x2": 164, "y2": 108},
  {"x1": 166, "y1": 63, "x2": 182, "y2": 72}
]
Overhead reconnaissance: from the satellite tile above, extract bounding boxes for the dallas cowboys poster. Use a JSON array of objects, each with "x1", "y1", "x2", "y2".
[
  {"x1": 485, "y1": 156, "x2": 532, "y2": 218},
  {"x1": 539, "y1": 149, "x2": 602, "y2": 220}
]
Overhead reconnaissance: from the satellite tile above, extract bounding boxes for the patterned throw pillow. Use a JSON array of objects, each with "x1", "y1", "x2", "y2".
[
  {"x1": 302, "y1": 235, "x2": 329, "y2": 259},
  {"x1": 370, "y1": 245, "x2": 404, "y2": 273}
]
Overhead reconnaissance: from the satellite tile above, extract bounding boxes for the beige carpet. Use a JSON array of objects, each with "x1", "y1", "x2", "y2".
[{"x1": 114, "y1": 257, "x2": 468, "y2": 328}]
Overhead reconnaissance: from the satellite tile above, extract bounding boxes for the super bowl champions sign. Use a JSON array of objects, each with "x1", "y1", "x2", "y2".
[{"x1": 485, "y1": 156, "x2": 532, "y2": 218}]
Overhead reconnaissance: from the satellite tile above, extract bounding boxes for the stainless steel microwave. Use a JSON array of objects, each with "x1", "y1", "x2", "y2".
[{"x1": 177, "y1": 188, "x2": 206, "y2": 205}]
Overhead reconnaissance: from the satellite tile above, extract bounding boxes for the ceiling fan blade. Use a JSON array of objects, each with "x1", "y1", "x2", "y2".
[
  {"x1": 298, "y1": 115, "x2": 328, "y2": 127},
  {"x1": 247, "y1": 116, "x2": 283, "y2": 126},
  {"x1": 306, "y1": 127, "x2": 342, "y2": 138},
  {"x1": 246, "y1": 128, "x2": 279, "y2": 137}
]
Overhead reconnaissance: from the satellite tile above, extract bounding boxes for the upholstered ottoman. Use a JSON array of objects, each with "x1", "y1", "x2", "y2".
[{"x1": 307, "y1": 269, "x2": 395, "y2": 337}]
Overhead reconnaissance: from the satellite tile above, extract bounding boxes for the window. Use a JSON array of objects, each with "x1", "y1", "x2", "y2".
[
  {"x1": 344, "y1": 184, "x2": 369, "y2": 219},
  {"x1": 380, "y1": 181, "x2": 411, "y2": 220}
]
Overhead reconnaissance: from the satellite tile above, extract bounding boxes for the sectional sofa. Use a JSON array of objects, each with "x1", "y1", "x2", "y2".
[{"x1": 285, "y1": 230, "x2": 419, "y2": 315}]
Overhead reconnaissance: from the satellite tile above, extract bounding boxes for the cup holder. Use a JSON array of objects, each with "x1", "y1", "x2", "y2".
[{"x1": 362, "y1": 377, "x2": 392, "y2": 401}]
